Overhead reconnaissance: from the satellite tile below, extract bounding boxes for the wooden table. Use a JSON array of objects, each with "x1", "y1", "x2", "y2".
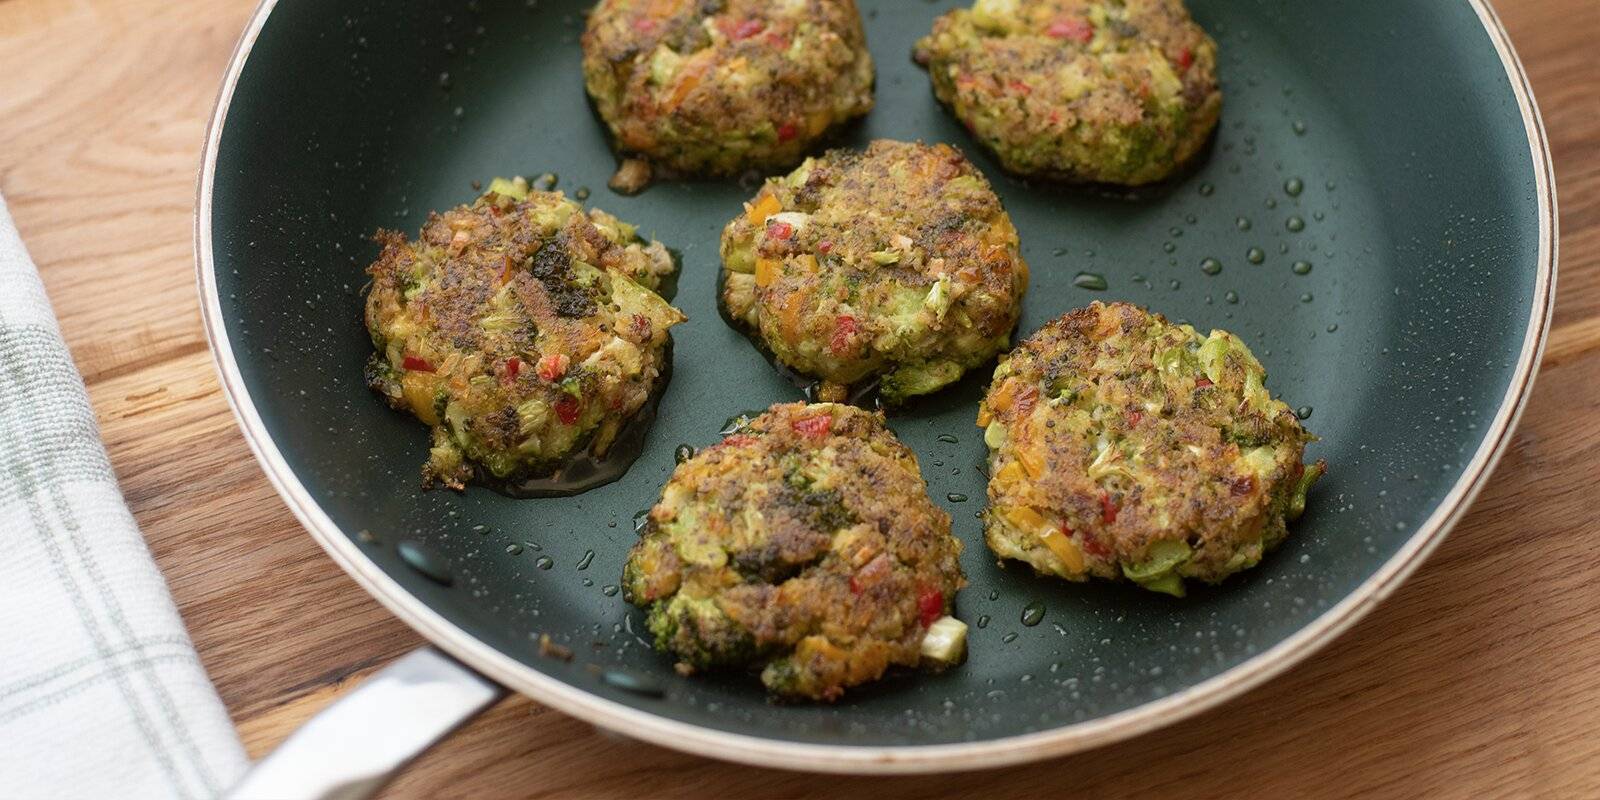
[{"x1": 3, "y1": 0, "x2": 1597, "y2": 796}]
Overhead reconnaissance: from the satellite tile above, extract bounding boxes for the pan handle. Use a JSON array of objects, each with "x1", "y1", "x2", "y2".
[{"x1": 225, "y1": 647, "x2": 508, "y2": 800}]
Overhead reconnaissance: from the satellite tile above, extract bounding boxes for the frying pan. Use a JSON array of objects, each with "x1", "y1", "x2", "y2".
[{"x1": 197, "y1": 0, "x2": 1555, "y2": 795}]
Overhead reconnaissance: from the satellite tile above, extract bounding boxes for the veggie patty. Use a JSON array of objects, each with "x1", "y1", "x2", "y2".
[
  {"x1": 978, "y1": 302, "x2": 1324, "y2": 596},
  {"x1": 720, "y1": 140, "x2": 1028, "y2": 404},
  {"x1": 363, "y1": 178, "x2": 685, "y2": 490},
  {"x1": 914, "y1": 0, "x2": 1221, "y2": 185},
  {"x1": 623, "y1": 402, "x2": 967, "y2": 701},
  {"x1": 582, "y1": 0, "x2": 875, "y2": 179}
]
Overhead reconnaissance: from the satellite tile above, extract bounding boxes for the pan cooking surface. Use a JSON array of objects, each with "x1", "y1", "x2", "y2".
[{"x1": 207, "y1": 0, "x2": 1542, "y2": 747}]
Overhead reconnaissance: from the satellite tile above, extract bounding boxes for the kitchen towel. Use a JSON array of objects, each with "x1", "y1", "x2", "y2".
[{"x1": 0, "y1": 194, "x2": 248, "y2": 799}]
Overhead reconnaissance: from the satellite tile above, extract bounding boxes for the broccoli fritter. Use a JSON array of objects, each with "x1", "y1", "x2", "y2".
[
  {"x1": 720, "y1": 140, "x2": 1028, "y2": 404},
  {"x1": 914, "y1": 0, "x2": 1221, "y2": 185},
  {"x1": 623, "y1": 402, "x2": 966, "y2": 701},
  {"x1": 978, "y1": 302, "x2": 1324, "y2": 596},
  {"x1": 363, "y1": 178, "x2": 686, "y2": 490},
  {"x1": 582, "y1": 0, "x2": 875, "y2": 179}
]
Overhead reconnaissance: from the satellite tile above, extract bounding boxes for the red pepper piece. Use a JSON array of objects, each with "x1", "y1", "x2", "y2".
[
  {"x1": 732, "y1": 18, "x2": 764, "y2": 39},
  {"x1": 792, "y1": 414, "x2": 832, "y2": 439},
  {"x1": 777, "y1": 121, "x2": 799, "y2": 142},
  {"x1": 1008, "y1": 79, "x2": 1032, "y2": 95},
  {"x1": 1046, "y1": 17, "x2": 1094, "y2": 43},
  {"x1": 917, "y1": 586, "x2": 943, "y2": 627},
  {"x1": 402, "y1": 355, "x2": 436, "y2": 373},
  {"x1": 554, "y1": 395, "x2": 580, "y2": 425},
  {"x1": 817, "y1": 240, "x2": 834, "y2": 254},
  {"x1": 1100, "y1": 491, "x2": 1119, "y2": 525},
  {"x1": 1177, "y1": 47, "x2": 1194, "y2": 70},
  {"x1": 1080, "y1": 532, "x2": 1110, "y2": 558},
  {"x1": 828, "y1": 314, "x2": 857, "y2": 356},
  {"x1": 1126, "y1": 410, "x2": 1142, "y2": 426},
  {"x1": 767, "y1": 220, "x2": 794, "y2": 240},
  {"x1": 1195, "y1": 376, "x2": 1214, "y2": 388},
  {"x1": 504, "y1": 357, "x2": 522, "y2": 384},
  {"x1": 537, "y1": 354, "x2": 569, "y2": 382}
]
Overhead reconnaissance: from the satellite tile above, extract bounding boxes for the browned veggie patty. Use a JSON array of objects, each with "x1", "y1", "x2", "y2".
[
  {"x1": 363, "y1": 178, "x2": 685, "y2": 490},
  {"x1": 623, "y1": 402, "x2": 966, "y2": 701},
  {"x1": 978, "y1": 302, "x2": 1324, "y2": 596},
  {"x1": 914, "y1": 0, "x2": 1221, "y2": 185},
  {"x1": 720, "y1": 140, "x2": 1028, "y2": 404},
  {"x1": 581, "y1": 0, "x2": 875, "y2": 178}
]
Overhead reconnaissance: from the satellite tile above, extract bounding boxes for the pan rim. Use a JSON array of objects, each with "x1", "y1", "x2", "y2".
[{"x1": 194, "y1": 0, "x2": 1558, "y2": 774}]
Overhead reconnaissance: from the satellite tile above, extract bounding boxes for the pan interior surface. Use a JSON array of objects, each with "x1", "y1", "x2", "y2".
[{"x1": 207, "y1": 0, "x2": 1542, "y2": 750}]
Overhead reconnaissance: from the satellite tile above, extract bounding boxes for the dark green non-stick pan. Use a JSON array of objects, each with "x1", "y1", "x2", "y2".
[{"x1": 197, "y1": 0, "x2": 1555, "y2": 794}]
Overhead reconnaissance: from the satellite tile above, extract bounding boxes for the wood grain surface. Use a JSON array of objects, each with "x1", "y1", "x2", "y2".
[{"x1": 3, "y1": 0, "x2": 1598, "y2": 796}]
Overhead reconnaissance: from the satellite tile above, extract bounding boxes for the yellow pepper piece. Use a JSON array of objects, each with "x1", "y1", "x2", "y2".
[
  {"x1": 1017, "y1": 447, "x2": 1045, "y2": 479},
  {"x1": 1004, "y1": 506, "x2": 1045, "y2": 531},
  {"x1": 401, "y1": 372, "x2": 440, "y2": 427},
  {"x1": 755, "y1": 258, "x2": 779, "y2": 287},
  {"x1": 1038, "y1": 528, "x2": 1085, "y2": 573},
  {"x1": 996, "y1": 461, "x2": 1026, "y2": 486},
  {"x1": 976, "y1": 405, "x2": 993, "y2": 427},
  {"x1": 747, "y1": 193, "x2": 782, "y2": 227}
]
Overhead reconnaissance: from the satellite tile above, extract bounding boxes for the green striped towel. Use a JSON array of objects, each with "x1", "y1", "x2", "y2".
[{"x1": 0, "y1": 195, "x2": 247, "y2": 798}]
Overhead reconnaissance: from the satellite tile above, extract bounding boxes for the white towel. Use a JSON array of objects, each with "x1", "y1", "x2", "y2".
[{"x1": 0, "y1": 194, "x2": 248, "y2": 799}]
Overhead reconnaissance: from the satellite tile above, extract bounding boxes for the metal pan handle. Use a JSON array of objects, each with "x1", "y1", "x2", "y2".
[{"x1": 225, "y1": 647, "x2": 508, "y2": 800}]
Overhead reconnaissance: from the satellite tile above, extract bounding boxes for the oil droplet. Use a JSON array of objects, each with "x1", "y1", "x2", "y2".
[
  {"x1": 1021, "y1": 601, "x2": 1046, "y2": 627},
  {"x1": 937, "y1": 433, "x2": 959, "y2": 444},
  {"x1": 1073, "y1": 272, "x2": 1108, "y2": 291},
  {"x1": 1292, "y1": 260, "x2": 1313, "y2": 275},
  {"x1": 673, "y1": 444, "x2": 695, "y2": 464},
  {"x1": 977, "y1": 614, "x2": 991, "y2": 629},
  {"x1": 1300, "y1": 292, "x2": 1314, "y2": 303},
  {"x1": 1200, "y1": 258, "x2": 1223, "y2": 276},
  {"x1": 1235, "y1": 216, "x2": 1252, "y2": 231},
  {"x1": 1169, "y1": 279, "x2": 1181, "y2": 290},
  {"x1": 398, "y1": 540, "x2": 452, "y2": 586},
  {"x1": 1296, "y1": 406, "x2": 1313, "y2": 420},
  {"x1": 601, "y1": 584, "x2": 620, "y2": 596},
  {"x1": 1224, "y1": 291, "x2": 1240, "y2": 304},
  {"x1": 1163, "y1": 241, "x2": 1176, "y2": 253},
  {"x1": 1327, "y1": 323, "x2": 1339, "y2": 333},
  {"x1": 1265, "y1": 197, "x2": 1278, "y2": 209},
  {"x1": 577, "y1": 549, "x2": 595, "y2": 570},
  {"x1": 1198, "y1": 182, "x2": 1215, "y2": 196},
  {"x1": 947, "y1": 493, "x2": 969, "y2": 503},
  {"x1": 988, "y1": 589, "x2": 999, "y2": 601},
  {"x1": 1292, "y1": 120, "x2": 1308, "y2": 135},
  {"x1": 1168, "y1": 226, "x2": 1183, "y2": 237},
  {"x1": 471, "y1": 524, "x2": 490, "y2": 535},
  {"x1": 1246, "y1": 247, "x2": 1265, "y2": 264},
  {"x1": 1002, "y1": 632, "x2": 1019, "y2": 643},
  {"x1": 534, "y1": 555, "x2": 554, "y2": 570},
  {"x1": 632, "y1": 509, "x2": 650, "y2": 532},
  {"x1": 601, "y1": 668, "x2": 664, "y2": 698},
  {"x1": 1051, "y1": 247, "x2": 1068, "y2": 257},
  {"x1": 1284, "y1": 177, "x2": 1304, "y2": 197},
  {"x1": 1286, "y1": 216, "x2": 1306, "y2": 232},
  {"x1": 574, "y1": 187, "x2": 591, "y2": 201},
  {"x1": 506, "y1": 543, "x2": 524, "y2": 555},
  {"x1": 357, "y1": 529, "x2": 379, "y2": 544}
]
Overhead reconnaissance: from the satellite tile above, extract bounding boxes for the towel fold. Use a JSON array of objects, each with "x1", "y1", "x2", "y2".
[{"x1": 0, "y1": 194, "x2": 248, "y2": 799}]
